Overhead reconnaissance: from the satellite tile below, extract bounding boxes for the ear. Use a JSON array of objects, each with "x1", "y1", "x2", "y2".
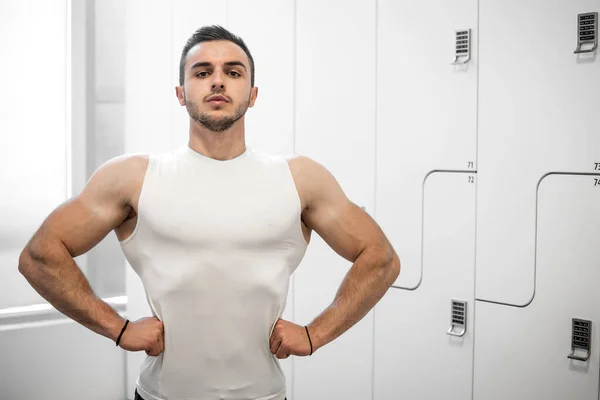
[
  {"x1": 248, "y1": 86, "x2": 258, "y2": 108},
  {"x1": 175, "y1": 86, "x2": 186, "y2": 106}
]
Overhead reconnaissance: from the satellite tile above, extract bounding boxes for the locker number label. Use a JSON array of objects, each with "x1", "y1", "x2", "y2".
[
  {"x1": 468, "y1": 161, "x2": 474, "y2": 169},
  {"x1": 594, "y1": 163, "x2": 600, "y2": 171},
  {"x1": 595, "y1": 178, "x2": 599, "y2": 186},
  {"x1": 468, "y1": 176, "x2": 475, "y2": 184}
]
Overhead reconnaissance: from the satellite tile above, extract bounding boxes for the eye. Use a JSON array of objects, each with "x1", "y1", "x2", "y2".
[
  {"x1": 229, "y1": 71, "x2": 241, "y2": 77},
  {"x1": 196, "y1": 71, "x2": 208, "y2": 77}
]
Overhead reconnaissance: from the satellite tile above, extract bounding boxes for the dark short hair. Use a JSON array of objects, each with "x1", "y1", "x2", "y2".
[{"x1": 179, "y1": 25, "x2": 255, "y2": 88}]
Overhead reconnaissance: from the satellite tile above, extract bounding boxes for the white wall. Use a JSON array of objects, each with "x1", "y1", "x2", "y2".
[
  {"x1": 85, "y1": 0, "x2": 129, "y2": 300},
  {"x1": 0, "y1": 300, "x2": 127, "y2": 400},
  {"x1": 123, "y1": 1, "x2": 600, "y2": 399},
  {"x1": 2, "y1": 0, "x2": 599, "y2": 399},
  {"x1": 374, "y1": 0, "x2": 478, "y2": 398},
  {"x1": 0, "y1": 0, "x2": 70, "y2": 310},
  {"x1": 473, "y1": 0, "x2": 600, "y2": 399},
  {"x1": 293, "y1": 1, "x2": 377, "y2": 399},
  {"x1": 0, "y1": 0, "x2": 131, "y2": 398}
]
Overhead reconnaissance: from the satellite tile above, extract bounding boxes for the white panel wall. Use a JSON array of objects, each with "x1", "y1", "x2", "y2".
[
  {"x1": 475, "y1": 0, "x2": 600, "y2": 306},
  {"x1": 85, "y1": 0, "x2": 129, "y2": 300},
  {"x1": 473, "y1": 0, "x2": 600, "y2": 398},
  {"x1": 0, "y1": 0, "x2": 69, "y2": 309},
  {"x1": 293, "y1": 0, "x2": 376, "y2": 399},
  {"x1": 474, "y1": 174, "x2": 600, "y2": 399},
  {"x1": 376, "y1": 0, "x2": 478, "y2": 290},
  {"x1": 374, "y1": 172, "x2": 475, "y2": 400},
  {"x1": 374, "y1": 0, "x2": 477, "y2": 395},
  {"x1": 4, "y1": 0, "x2": 595, "y2": 399},
  {"x1": 0, "y1": 319, "x2": 126, "y2": 400},
  {"x1": 102, "y1": 0, "x2": 600, "y2": 398},
  {"x1": 0, "y1": 1, "x2": 127, "y2": 399}
]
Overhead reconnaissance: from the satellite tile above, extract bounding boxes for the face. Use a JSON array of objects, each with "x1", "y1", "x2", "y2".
[{"x1": 176, "y1": 40, "x2": 258, "y2": 132}]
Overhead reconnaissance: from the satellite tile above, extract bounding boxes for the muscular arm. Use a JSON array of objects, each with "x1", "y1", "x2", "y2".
[
  {"x1": 18, "y1": 154, "x2": 147, "y2": 342},
  {"x1": 290, "y1": 156, "x2": 401, "y2": 353}
]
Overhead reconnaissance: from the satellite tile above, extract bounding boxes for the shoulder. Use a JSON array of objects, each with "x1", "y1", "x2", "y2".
[
  {"x1": 282, "y1": 154, "x2": 318, "y2": 170},
  {"x1": 252, "y1": 150, "x2": 343, "y2": 201},
  {"x1": 283, "y1": 154, "x2": 344, "y2": 207},
  {"x1": 84, "y1": 153, "x2": 150, "y2": 205},
  {"x1": 92, "y1": 153, "x2": 150, "y2": 183},
  {"x1": 284, "y1": 154, "x2": 335, "y2": 182}
]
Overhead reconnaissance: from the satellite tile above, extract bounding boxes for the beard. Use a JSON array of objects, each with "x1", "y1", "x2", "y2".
[{"x1": 185, "y1": 94, "x2": 249, "y2": 132}]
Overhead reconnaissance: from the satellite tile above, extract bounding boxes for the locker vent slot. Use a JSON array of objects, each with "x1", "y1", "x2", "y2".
[
  {"x1": 575, "y1": 12, "x2": 598, "y2": 53},
  {"x1": 452, "y1": 29, "x2": 471, "y2": 64},
  {"x1": 447, "y1": 300, "x2": 467, "y2": 337},
  {"x1": 568, "y1": 318, "x2": 591, "y2": 361}
]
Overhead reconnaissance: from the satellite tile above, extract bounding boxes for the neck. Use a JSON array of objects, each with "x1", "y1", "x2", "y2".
[{"x1": 188, "y1": 117, "x2": 247, "y2": 161}]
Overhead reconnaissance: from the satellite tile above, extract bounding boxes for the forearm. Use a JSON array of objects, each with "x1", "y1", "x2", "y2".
[
  {"x1": 306, "y1": 246, "x2": 400, "y2": 352},
  {"x1": 18, "y1": 242, "x2": 126, "y2": 342}
]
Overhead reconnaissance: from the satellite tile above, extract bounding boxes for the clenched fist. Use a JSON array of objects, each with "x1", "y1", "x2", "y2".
[
  {"x1": 118, "y1": 316, "x2": 164, "y2": 356},
  {"x1": 269, "y1": 318, "x2": 313, "y2": 359}
]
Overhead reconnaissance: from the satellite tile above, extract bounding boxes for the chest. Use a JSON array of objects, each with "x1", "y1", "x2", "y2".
[{"x1": 142, "y1": 169, "x2": 301, "y2": 249}]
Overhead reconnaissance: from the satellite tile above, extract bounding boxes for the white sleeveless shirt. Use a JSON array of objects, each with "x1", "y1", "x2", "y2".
[{"x1": 119, "y1": 144, "x2": 308, "y2": 400}]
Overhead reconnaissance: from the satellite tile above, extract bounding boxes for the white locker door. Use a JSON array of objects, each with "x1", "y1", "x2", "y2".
[
  {"x1": 476, "y1": 0, "x2": 600, "y2": 306},
  {"x1": 293, "y1": 0, "x2": 376, "y2": 399},
  {"x1": 374, "y1": 172, "x2": 476, "y2": 400},
  {"x1": 377, "y1": 0, "x2": 477, "y2": 290},
  {"x1": 474, "y1": 174, "x2": 600, "y2": 400}
]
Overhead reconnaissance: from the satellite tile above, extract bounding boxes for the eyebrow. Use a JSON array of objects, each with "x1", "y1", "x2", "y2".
[{"x1": 189, "y1": 61, "x2": 247, "y2": 72}]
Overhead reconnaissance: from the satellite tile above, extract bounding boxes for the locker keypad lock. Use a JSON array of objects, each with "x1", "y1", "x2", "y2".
[
  {"x1": 451, "y1": 29, "x2": 471, "y2": 65},
  {"x1": 574, "y1": 12, "x2": 598, "y2": 54},
  {"x1": 447, "y1": 300, "x2": 467, "y2": 337},
  {"x1": 568, "y1": 318, "x2": 591, "y2": 361}
]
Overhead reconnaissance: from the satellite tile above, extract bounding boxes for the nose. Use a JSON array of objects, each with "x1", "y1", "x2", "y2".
[{"x1": 211, "y1": 69, "x2": 225, "y2": 91}]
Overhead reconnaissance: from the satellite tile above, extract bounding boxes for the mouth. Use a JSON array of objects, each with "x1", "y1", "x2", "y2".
[{"x1": 207, "y1": 95, "x2": 229, "y2": 103}]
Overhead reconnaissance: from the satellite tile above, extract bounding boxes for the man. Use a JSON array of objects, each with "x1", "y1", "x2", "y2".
[{"x1": 18, "y1": 25, "x2": 400, "y2": 400}]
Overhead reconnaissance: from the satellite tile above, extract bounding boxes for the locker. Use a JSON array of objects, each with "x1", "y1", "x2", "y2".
[
  {"x1": 374, "y1": 172, "x2": 476, "y2": 400},
  {"x1": 376, "y1": 0, "x2": 477, "y2": 290},
  {"x1": 473, "y1": 174, "x2": 600, "y2": 400},
  {"x1": 293, "y1": 1, "x2": 376, "y2": 399},
  {"x1": 476, "y1": 0, "x2": 600, "y2": 306}
]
